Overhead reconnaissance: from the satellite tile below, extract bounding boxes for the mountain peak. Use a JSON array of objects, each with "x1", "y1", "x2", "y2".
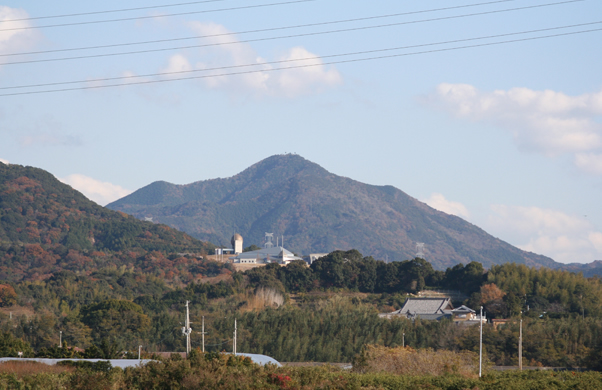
[
  {"x1": 233, "y1": 154, "x2": 329, "y2": 182},
  {"x1": 107, "y1": 155, "x2": 560, "y2": 270}
]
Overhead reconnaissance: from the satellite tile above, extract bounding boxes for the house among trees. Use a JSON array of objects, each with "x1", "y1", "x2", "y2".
[{"x1": 379, "y1": 298, "x2": 485, "y2": 325}]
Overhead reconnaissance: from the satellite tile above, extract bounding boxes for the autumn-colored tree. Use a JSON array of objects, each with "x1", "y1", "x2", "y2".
[
  {"x1": 480, "y1": 283, "x2": 505, "y2": 304},
  {"x1": 0, "y1": 284, "x2": 17, "y2": 307}
]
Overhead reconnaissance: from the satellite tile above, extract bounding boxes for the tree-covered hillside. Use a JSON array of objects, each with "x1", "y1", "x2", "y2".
[
  {"x1": 107, "y1": 154, "x2": 558, "y2": 270},
  {"x1": 1, "y1": 246, "x2": 602, "y2": 368},
  {"x1": 0, "y1": 162, "x2": 214, "y2": 282}
]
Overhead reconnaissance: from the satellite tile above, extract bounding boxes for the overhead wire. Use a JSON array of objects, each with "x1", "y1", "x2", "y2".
[
  {"x1": 1, "y1": 25, "x2": 599, "y2": 97},
  {"x1": 3, "y1": 21, "x2": 600, "y2": 91},
  {"x1": 0, "y1": 0, "x2": 231, "y2": 22},
  {"x1": 0, "y1": 0, "x2": 315, "y2": 32},
  {"x1": 1, "y1": 0, "x2": 521, "y2": 57},
  {"x1": 0, "y1": 0, "x2": 584, "y2": 66}
]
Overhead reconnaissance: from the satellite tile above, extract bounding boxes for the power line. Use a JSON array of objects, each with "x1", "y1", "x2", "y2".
[
  {"x1": 3, "y1": 21, "x2": 599, "y2": 91},
  {"x1": 0, "y1": 0, "x2": 230, "y2": 22},
  {"x1": 2, "y1": 26, "x2": 599, "y2": 97},
  {"x1": 0, "y1": 0, "x2": 315, "y2": 32},
  {"x1": 1, "y1": 0, "x2": 520, "y2": 57},
  {"x1": 0, "y1": 0, "x2": 583, "y2": 66}
]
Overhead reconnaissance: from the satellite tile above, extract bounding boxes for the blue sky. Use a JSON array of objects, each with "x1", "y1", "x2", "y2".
[{"x1": 1, "y1": 0, "x2": 601, "y2": 263}]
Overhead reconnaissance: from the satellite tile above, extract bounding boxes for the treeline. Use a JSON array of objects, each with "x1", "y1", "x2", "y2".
[
  {"x1": 245, "y1": 250, "x2": 481, "y2": 294},
  {"x1": 244, "y1": 250, "x2": 602, "y2": 318}
]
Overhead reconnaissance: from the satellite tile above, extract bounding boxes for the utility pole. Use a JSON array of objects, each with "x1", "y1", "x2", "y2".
[
  {"x1": 201, "y1": 316, "x2": 207, "y2": 353},
  {"x1": 479, "y1": 306, "x2": 483, "y2": 378},
  {"x1": 233, "y1": 319, "x2": 237, "y2": 355},
  {"x1": 182, "y1": 301, "x2": 192, "y2": 356},
  {"x1": 138, "y1": 345, "x2": 142, "y2": 360},
  {"x1": 402, "y1": 332, "x2": 405, "y2": 348},
  {"x1": 59, "y1": 331, "x2": 62, "y2": 348},
  {"x1": 518, "y1": 319, "x2": 523, "y2": 371}
]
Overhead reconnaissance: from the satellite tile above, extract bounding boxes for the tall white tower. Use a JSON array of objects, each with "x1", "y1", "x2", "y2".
[{"x1": 231, "y1": 234, "x2": 243, "y2": 254}]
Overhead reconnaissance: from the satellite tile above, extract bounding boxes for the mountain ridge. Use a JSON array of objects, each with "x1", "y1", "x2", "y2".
[
  {"x1": 108, "y1": 154, "x2": 560, "y2": 270},
  {"x1": 0, "y1": 161, "x2": 214, "y2": 282}
]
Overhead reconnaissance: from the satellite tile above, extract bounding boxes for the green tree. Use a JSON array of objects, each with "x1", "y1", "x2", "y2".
[
  {"x1": 0, "y1": 331, "x2": 34, "y2": 357},
  {"x1": 81, "y1": 299, "x2": 150, "y2": 343}
]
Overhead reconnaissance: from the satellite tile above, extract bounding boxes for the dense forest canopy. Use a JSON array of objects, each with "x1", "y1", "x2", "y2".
[{"x1": 0, "y1": 163, "x2": 215, "y2": 283}]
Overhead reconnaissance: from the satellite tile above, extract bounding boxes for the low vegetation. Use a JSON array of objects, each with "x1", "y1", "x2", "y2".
[
  {"x1": 352, "y1": 345, "x2": 480, "y2": 377},
  {"x1": 0, "y1": 351, "x2": 601, "y2": 390}
]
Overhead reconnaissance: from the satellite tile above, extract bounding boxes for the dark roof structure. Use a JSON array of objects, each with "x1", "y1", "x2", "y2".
[
  {"x1": 378, "y1": 297, "x2": 454, "y2": 320},
  {"x1": 400, "y1": 298, "x2": 453, "y2": 315}
]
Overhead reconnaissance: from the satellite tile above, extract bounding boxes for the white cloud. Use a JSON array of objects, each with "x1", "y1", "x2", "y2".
[
  {"x1": 0, "y1": 6, "x2": 40, "y2": 56},
  {"x1": 574, "y1": 153, "x2": 602, "y2": 175},
  {"x1": 590, "y1": 232, "x2": 602, "y2": 253},
  {"x1": 0, "y1": 158, "x2": 8, "y2": 164},
  {"x1": 169, "y1": 21, "x2": 341, "y2": 97},
  {"x1": 485, "y1": 205, "x2": 602, "y2": 263},
  {"x1": 272, "y1": 47, "x2": 342, "y2": 98},
  {"x1": 161, "y1": 54, "x2": 192, "y2": 76},
  {"x1": 60, "y1": 174, "x2": 132, "y2": 206},
  {"x1": 423, "y1": 193, "x2": 470, "y2": 219},
  {"x1": 423, "y1": 84, "x2": 602, "y2": 173}
]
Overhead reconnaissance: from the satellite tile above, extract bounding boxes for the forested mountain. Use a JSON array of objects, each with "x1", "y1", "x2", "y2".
[
  {"x1": 108, "y1": 154, "x2": 558, "y2": 270},
  {"x1": 0, "y1": 161, "x2": 214, "y2": 282},
  {"x1": 5, "y1": 160, "x2": 602, "y2": 369}
]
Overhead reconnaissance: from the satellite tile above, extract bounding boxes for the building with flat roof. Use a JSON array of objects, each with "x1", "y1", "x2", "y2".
[{"x1": 231, "y1": 246, "x2": 303, "y2": 265}]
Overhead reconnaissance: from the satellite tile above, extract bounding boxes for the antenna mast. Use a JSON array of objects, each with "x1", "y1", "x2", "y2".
[
  {"x1": 415, "y1": 243, "x2": 425, "y2": 259},
  {"x1": 264, "y1": 233, "x2": 274, "y2": 248}
]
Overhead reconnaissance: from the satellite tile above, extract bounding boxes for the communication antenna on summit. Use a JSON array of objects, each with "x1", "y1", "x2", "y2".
[
  {"x1": 264, "y1": 233, "x2": 274, "y2": 248},
  {"x1": 416, "y1": 243, "x2": 425, "y2": 259}
]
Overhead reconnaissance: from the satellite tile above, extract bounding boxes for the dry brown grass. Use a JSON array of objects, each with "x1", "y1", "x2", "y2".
[
  {"x1": 0, "y1": 305, "x2": 35, "y2": 319},
  {"x1": 231, "y1": 263, "x2": 267, "y2": 272},
  {"x1": 241, "y1": 288, "x2": 284, "y2": 312},
  {"x1": 0, "y1": 361, "x2": 74, "y2": 378},
  {"x1": 354, "y1": 345, "x2": 479, "y2": 377},
  {"x1": 195, "y1": 273, "x2": 233, "y2": 284}
]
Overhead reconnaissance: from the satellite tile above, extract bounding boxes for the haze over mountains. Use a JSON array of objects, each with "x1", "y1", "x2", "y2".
[{"x1": 107, "y1": 154, "x2": 559, "y2": 270}]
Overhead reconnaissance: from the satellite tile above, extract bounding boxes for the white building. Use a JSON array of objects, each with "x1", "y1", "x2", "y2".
[{"x1": 231, "y1": 246, "x2": 303, "y2": 265}]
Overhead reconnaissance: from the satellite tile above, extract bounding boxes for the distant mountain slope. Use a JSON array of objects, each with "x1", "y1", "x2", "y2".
[
  {"x1": 560, "y1": 260, "x2": 602, "y2": 278},
  {"x1": 0, "y1": 162, "x2": 214, "y2": 282},
  {"x1": 107, "y1": 154, "x2": 559, "y2": 270}
]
